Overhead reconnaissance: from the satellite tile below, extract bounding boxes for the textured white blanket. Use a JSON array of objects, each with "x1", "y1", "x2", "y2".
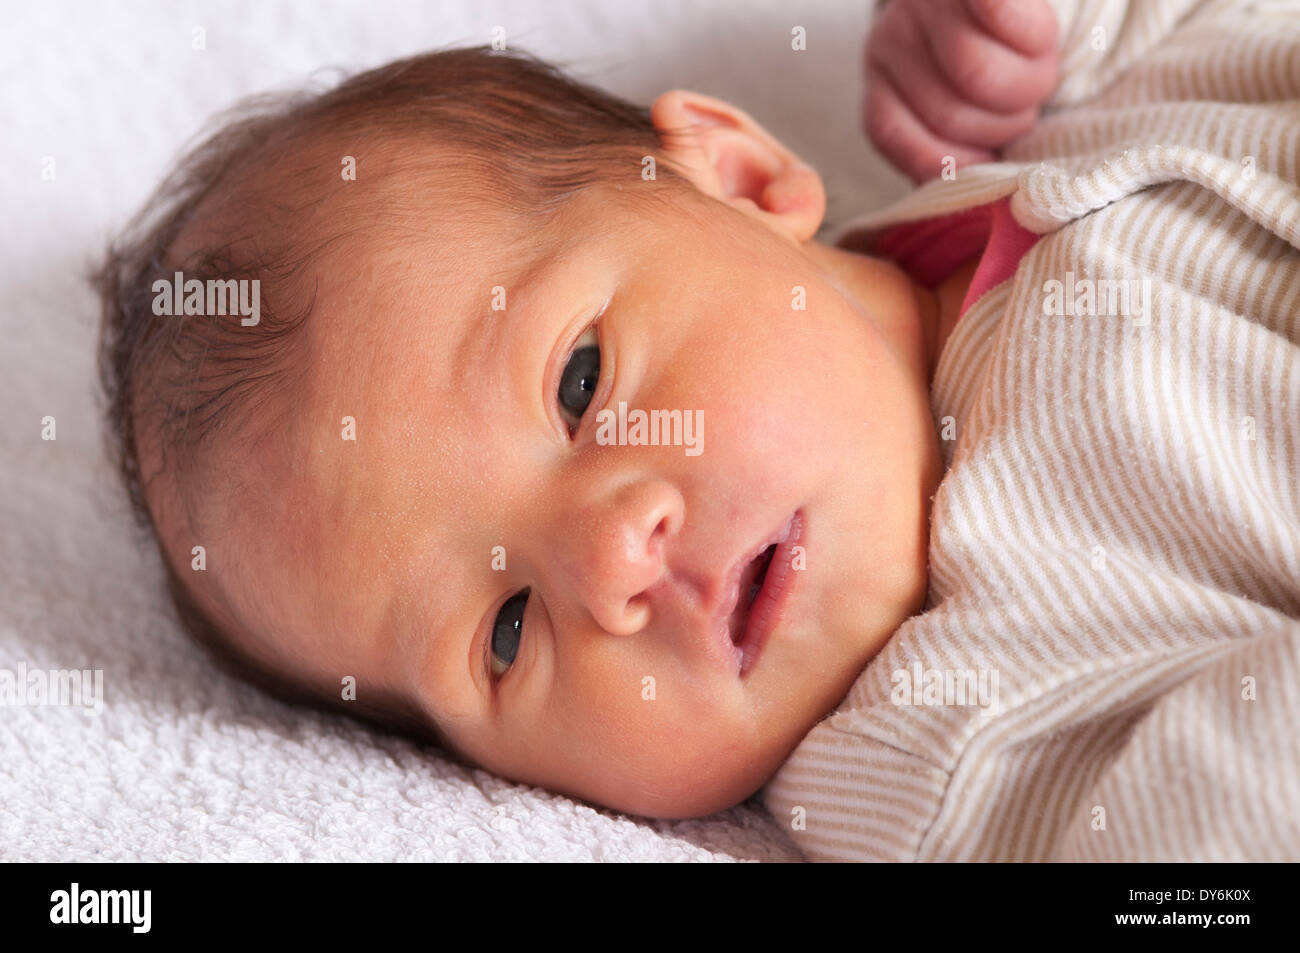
[{"x1": 0, "y1": 0, "x2": 902, "y2": 862}]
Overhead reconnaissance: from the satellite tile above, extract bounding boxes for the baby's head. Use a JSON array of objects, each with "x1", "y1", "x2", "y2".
[{"x1": 96, "y1": 46, "x2": 942, "y2": 818}]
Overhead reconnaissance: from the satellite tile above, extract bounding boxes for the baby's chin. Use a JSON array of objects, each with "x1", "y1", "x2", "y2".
[{"x1": 586, "y1": 740, "x2": 793, "y2": 820}]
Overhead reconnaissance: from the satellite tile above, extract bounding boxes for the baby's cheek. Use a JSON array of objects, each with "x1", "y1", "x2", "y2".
[
  {"x1": 558, "y1": 652, "x2": 745, "y2": 805},
  {"x1": 584, "y1": 707, "x2": 757, "y2": 818}
]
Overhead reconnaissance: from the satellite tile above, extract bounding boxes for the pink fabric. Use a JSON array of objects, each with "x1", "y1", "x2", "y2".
[{"x1": 869, "y1": 197, "x2": 1041, "y2": 319}]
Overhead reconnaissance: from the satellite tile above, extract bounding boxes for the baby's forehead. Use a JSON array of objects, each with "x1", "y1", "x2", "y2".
[{"x1": 299, "y1": 182, "x2": 585, "y2": 362}]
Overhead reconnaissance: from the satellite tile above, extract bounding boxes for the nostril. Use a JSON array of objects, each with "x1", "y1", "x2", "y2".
[
  {"x1": 647, "y1": 510, "x2": 678, "y2": 561},
  {"x1": 619, "y1": 594, "x2": 652, "y2": 635}
]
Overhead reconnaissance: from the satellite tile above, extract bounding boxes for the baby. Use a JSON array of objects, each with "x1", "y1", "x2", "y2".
[
  {"x1": 97, "y1": 45, "x2": 950, "y2": 819},
  {"x1": 96, "y1": 0, "x2": 1300, "y2": 850}
]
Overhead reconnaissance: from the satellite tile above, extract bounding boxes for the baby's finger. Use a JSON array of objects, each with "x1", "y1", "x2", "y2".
[
  {"x1": 863, "y1": 70, "x2": 995, "y2": 183},
  {"x1": 965, "y1": 0, "x2": 1059, "y2": 57},
  {"x1": 869, "y1": 8, "x2": 1040, "y2": 149},
  {"x1": 925, "y1": 7, "x2": 1059, "y2": 113}
]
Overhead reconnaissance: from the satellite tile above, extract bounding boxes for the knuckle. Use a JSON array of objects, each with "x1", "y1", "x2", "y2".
[
  {"x1": 918, "y1": 101, "x2": 960, "y2": 142},
  {"x1": 935, "y1": 96, "x2": 975, "y2": 140},
  {"x1": 952, "y1": 50, "x2": 1002, "y2": 104},
  {"x1": 866, "y1": 103, "x2": 904, "y2": 155},
  {"x1": 970, "y1": 0, "x2": 1013, "y2": 28},
  {"x1": 1009, "y1": 106, "x2": 1041, "y2": 136},
  {"x1": 995, "y1": 107, "x2": 1039, "y2": 144},
  {"x1": 1035, "y1": 55, "x2": 1062, "y2": 97}
]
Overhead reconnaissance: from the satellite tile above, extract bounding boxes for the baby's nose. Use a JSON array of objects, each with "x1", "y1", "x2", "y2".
[{"x1": 558, "y1": 478, "x2": 684, "y2": 636}]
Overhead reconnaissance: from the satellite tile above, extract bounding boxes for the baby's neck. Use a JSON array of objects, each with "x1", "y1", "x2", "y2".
[{"x1": 923, "y1": 256, "x2": 980, "y2": 382}]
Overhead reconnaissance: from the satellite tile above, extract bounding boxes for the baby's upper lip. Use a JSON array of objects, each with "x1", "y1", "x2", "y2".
[{"x1": 640, "y1": 512, "x2": 797, "y2": 656}]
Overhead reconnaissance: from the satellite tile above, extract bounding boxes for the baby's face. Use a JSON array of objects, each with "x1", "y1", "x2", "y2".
[{"x1": 243, "y1": 160, "x2": 941, "y2": 818}]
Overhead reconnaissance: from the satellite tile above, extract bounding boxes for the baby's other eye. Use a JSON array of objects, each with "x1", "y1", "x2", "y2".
[
  {"x1": 490, "y1": 589, "x2": 528, "y2": 679},
  {"x1": 557, "y1": 326, "x2": 600, "y2": 432}
]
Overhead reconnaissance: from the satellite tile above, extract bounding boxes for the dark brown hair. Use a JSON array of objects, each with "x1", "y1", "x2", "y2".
[{"x1": 93, "y1": 45, "x2": 691, "y2": 754}]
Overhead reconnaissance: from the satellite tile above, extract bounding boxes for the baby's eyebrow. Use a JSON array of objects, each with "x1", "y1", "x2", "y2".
[
  {"x1": 449, "y1": 292, "x2": 495, "y2": 397},
  {"x1": 448, "y1": 254, "x2": 575, "y2": 434},
  {"x1": 446, "y1": 258, "x2": 546, "y2": 401}
]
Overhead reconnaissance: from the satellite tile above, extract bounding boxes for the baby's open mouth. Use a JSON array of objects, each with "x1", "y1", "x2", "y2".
[{"x1": 729, "y1": 544, "x2": 776, "y2": 644}]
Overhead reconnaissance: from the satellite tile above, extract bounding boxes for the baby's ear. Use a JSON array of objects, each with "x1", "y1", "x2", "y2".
[{"x1": 650, "y1": 89, "x2": 825, "y2": 243}]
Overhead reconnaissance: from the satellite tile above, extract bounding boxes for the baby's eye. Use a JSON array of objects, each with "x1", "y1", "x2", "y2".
[
  {"x1": 557, "y1": 326, "x2": 600, "y2": 433},
  {"x1": 490, "y1": 589, "x2": 528, "y2": 679}
]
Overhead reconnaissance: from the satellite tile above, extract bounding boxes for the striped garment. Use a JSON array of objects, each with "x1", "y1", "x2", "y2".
[{"x1": 762, "y1": 0, "x2": 1300, "y2": 861}]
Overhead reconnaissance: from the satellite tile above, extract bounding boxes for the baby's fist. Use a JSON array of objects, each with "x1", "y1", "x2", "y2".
[{"x1": 863, "y1": 0, "x2": 1059, "y2": 183}]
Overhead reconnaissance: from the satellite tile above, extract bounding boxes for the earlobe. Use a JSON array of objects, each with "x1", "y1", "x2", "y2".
[{"x1": 650, "y1": 89, "x2": 826, "y2": 243}]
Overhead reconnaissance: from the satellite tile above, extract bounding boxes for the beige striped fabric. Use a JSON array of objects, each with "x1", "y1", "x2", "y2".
[{"x1": 763, "y1": 0, "x2": 1300, "y2": 861}]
